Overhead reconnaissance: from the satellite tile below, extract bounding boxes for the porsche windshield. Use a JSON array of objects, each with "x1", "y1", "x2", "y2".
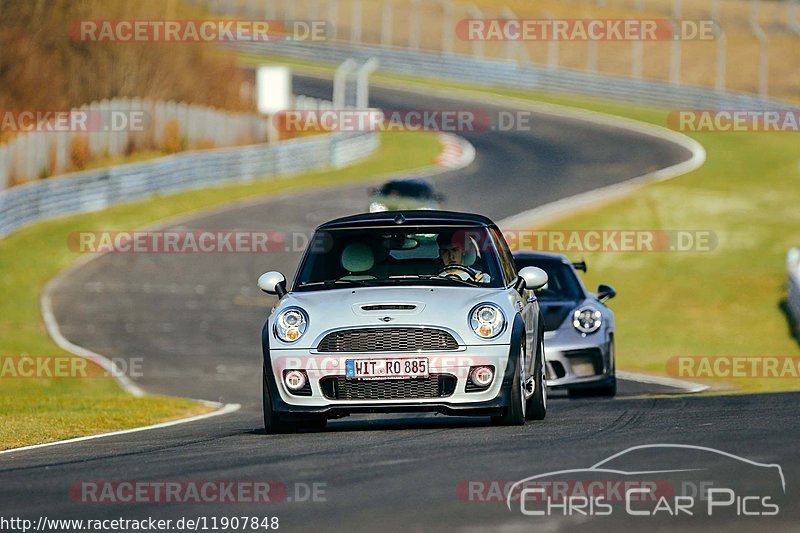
[
  {"x1": 517, "y1": 258, "x2": 584, "y2": 302},
  {"x1": 294, "y1": 226, "x2": 506, "y2": 290}
]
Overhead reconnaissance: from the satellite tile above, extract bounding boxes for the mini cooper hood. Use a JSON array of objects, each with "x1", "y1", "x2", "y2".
[{"x1": 271, "y1": 285, "x2": 514, "y2": 348}]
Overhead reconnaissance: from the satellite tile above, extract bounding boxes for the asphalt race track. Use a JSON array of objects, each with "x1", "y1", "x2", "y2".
[{"x1": 1, "y1": 76, "x2": 797, "y2": 532}]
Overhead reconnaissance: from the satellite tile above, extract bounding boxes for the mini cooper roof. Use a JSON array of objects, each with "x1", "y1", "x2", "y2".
[{"x1": 317, "y1": 210, "x2": 496, "y2": 230}]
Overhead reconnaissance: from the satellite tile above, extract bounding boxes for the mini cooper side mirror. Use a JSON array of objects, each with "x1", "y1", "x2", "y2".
[
  {"x1": 597, "y1": 284, "x2": 616, "y2": 302},
  {"x1": 258, "y1": 271, "x2": 287, "y2": 298},
  {"x1": 518, "y1": 266, "x2": 548, "y2": 291}
]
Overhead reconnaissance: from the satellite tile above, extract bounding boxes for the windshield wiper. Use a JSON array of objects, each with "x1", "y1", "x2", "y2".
[
  {"x1": 297, "y1": 279, "x2": 376, "y2": 288},
  {"x1": 387, "y1": 275, "x2": 477, "y2": 287}
]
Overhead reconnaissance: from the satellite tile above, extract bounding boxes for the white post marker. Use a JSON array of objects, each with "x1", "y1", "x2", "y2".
[
  {"x1": 256, "y1": 65, "x2": 292, "y2": 143},
  {"x1": 333, "y1": 58, "x2": 357, "y2": 109},
  {"x1": 356, "y1": 58, "x2": 380, "y2": 109}
]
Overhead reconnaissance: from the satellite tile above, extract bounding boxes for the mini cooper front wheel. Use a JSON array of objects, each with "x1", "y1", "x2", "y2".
[
  {"x1": 492, "y1": 338, "x2": 527, "y2": 426},
  {"x1": 525, "y1": 336, "x2": 547, "y2": 420},
  {"x1": 263, "y1": 369, "x2": 292, "y2": 434}
]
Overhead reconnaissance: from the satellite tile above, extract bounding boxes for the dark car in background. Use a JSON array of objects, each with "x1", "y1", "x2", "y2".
[
  {"x1": 513, "y1": 251, "x2": 617, "y2": 397},
  {"x1": 368, "y1": 178, "x2": 445, "y2": 213}
]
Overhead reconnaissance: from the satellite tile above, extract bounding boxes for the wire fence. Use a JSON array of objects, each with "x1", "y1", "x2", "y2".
[
  {"x1": 0, "y1": 98, "x2": 273, "y2": 190},
  {"x1": 0, "y1": 127, "x2": 379, "y2": 238},
  {"x1": 235, "y1": 39, "x2": 799, "y2": 112},
  {"x1": 202, "y1": 0, "x2": 800, "y2": 110}
]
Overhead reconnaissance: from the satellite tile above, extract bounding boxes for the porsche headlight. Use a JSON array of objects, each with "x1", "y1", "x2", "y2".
[
  {"x1": 469, "y1": 303, "x2": 505, "y2": 339},
  {"x1": 573, "y1": 306, "x2": 602, "y2": 334},
  {"x1": 274, "y1": 307, "x2": 308, "y2": 343}
]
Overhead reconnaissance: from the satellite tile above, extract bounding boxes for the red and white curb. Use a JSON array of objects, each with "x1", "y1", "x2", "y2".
[{"x1": 435, "y1": 132, "x2": 476, "y2": 169}]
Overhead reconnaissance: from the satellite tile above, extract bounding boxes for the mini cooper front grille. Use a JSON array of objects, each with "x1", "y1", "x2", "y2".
[
  {"x1": 319, "y1": 375, "x2": 457, "y2": 400},
  {"x1": 316, "y1": 328, "x2": 459, "y2": 352}
]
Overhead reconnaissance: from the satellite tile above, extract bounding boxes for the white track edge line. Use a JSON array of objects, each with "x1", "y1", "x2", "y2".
[
  {"x1": 13, "y1": 132, "x2": 471, "y2": 455},
  {"x1": 617, "y1": 371, "x2": 709, "y2": 394},
  {"x1": 0, "y1": 403, "x2": 241, "y2": 456}
]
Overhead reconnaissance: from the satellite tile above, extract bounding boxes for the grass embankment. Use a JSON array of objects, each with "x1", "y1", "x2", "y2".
[
  {"x1": 245, "y1": 54, "x2": 800, "y2": 393},
  {"x1": 0, "y1": 131, "x2": 442, "y2": 449}
]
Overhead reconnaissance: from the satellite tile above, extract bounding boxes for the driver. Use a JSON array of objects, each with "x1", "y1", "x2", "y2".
[{"x1": 437, "y1": 233, "x2": 488, "y2": 283}]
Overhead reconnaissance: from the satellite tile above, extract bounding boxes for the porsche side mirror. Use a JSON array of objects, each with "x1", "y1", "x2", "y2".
[
  {"x1": 258, "y1": 271, "x2": 287, "y2": 298},
  {"x1": 597, "y1": 284, "x2": 616, "y2": 302},
  {"x1": 518, "y1": 266, "x2": 548, "y2": 290}
]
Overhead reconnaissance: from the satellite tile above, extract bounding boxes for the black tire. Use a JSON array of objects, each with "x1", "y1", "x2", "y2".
[
  {"x1": 492, "y1": 339, "x2": 526, "y2": 426},
  {"x1": 525, "y1": 338, "x2": 547, "y2": 420},
  {"x1": 262, "y1": 369, "x2": 292, "y2": 434},
  {"x1": 303, "y1": 416, "x2": 328, "y2": 431}
]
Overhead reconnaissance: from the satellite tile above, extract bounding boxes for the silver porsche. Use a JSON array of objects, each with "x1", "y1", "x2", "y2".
[
  {"x1": 513, "y1": 251, "x2": 617, "y2": 397},
  {"x1": 257, "y1": 211, "x2": 550, "y2": 432}
]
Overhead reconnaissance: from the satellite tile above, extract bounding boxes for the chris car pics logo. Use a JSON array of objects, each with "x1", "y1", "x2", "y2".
[{"x1": 506, "y1": 444, "x2": 784, "y2": 518}]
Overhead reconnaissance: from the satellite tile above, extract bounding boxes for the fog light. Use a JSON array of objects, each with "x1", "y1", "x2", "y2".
[
  {"x1": 284, "y1": 370, "x2": 307, "y2": 391},
  {"x1": 470, "y1": 366, "x2": 494, "y2": 388}
]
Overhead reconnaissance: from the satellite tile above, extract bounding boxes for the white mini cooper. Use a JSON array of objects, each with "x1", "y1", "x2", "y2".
[{"x1": 258, "y1": 211, "x2": 549, "y2": 433}]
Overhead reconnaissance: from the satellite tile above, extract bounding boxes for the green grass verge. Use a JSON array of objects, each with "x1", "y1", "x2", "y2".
[
  {"x1": 244, "y1": 53, "x2": 800, "y2": 394},
  {"x1": 0, "y1": 131, "x2": 442, "y2": 449}
]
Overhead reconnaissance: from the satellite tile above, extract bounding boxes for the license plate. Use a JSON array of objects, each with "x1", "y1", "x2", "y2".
[{"x1": 345, "y1": 358, "x2": 429, "y2": 379}]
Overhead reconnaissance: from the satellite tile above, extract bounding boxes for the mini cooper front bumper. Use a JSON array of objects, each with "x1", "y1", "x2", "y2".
[{"x1": 264, "y1": 343, "x2": 518, "y2": 418}]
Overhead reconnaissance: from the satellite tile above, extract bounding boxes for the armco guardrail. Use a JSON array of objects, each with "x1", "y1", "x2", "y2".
[
  {"x1": 788, "y1": 248, "x2": 800, "y2": 334},
  {"x1": 234, "y1": 40, "x2": 799, "y2": 112},
  {"x1": 0, "y1": 98, "x2": 272, "y2": 189},
  {"x1": 0, "y1": 130, "x2": 378, "y2": 239}
]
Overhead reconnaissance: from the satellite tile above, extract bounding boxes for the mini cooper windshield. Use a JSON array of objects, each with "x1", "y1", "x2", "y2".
[{"x1": 294, "y1": 226, "x2": 506, "y2": 290}]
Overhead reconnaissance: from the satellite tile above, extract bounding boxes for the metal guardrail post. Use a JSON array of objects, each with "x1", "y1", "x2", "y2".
[
  {"x1": 441, "y1": 0, "x2": 455, "y2": 55},
  {"x1": 351, "y1": 0, "x2": 362, "y2": 44},
  {"x1": 632, "y1": 0, "x2": 643, "y2": 80},
  {"x1": 500, "y1": 7, "x2": 519, "y2": 63},
  {"x1": 713, "y1": 20, "x2": 726, "y2": 91},
  {"x1": 466, "y1": 5, "x2": 484, "y2": 58},
  {"x1": 408, "y1": 0, "x2": 421, "y2": 50},
  {"x1": 587, "y1": 40, "x2": 598, "y2": 73},
  {"x1": 328, "y1": 0, "x2": 338, "y2": 41},
  {"x1": 381, "y1": 0, "x2": 393, "y2": 47},
  {"x1": 749, "y1": 18, "x2": 769, "y2": 98},
  {"x1": 670, "y1": 0, "x2": 682, "y2": 86},
  {"x1": 284, "y1": 0, "x2": 295, "y2": 23},
  {"x1": 545, "y1": 12, "x2": 558, "y2": 70},
  {"x1": 790, "y1": 0, "x2": 800, "y2": 33}
]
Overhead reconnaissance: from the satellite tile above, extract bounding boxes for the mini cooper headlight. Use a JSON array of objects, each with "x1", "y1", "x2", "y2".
[
  {"x1": 274, "y1": 307, "x2": 308, "y2": 343},
  {"x1": 573, "y1": 306, "x2": 602, "y2": 334},
  {"x1": 469, "y1": 303, "x2": 505, "y2": 339}
]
